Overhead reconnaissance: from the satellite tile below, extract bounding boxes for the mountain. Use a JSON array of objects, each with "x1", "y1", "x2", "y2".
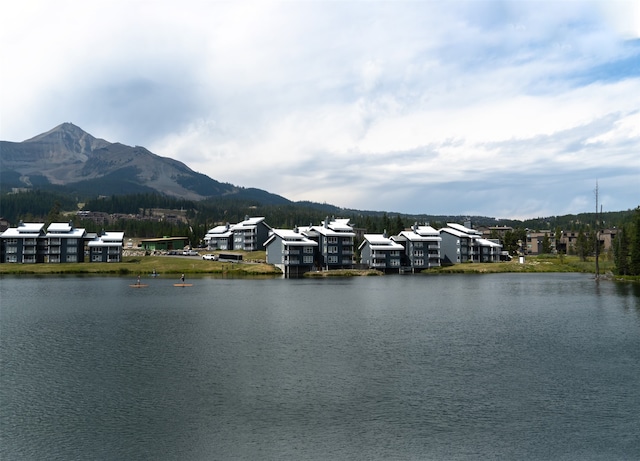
[{"x1": 0, "y1": 123, "x2": 291, "y2": 204}]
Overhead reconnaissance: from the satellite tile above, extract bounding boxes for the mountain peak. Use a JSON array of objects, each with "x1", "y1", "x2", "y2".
[
  {"x1": 1, "y1": 123, "x2": 292, "y2": 205},
  {"x1": 25, "y1": 122, "x2": 102, "y2": 144}
]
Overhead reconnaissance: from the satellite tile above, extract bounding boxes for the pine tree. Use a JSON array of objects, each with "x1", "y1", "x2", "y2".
[
  {"x1": 614, "y1": 226, "x2": 630, "y2": 275},
  {"x1": 575, "y1": 231, "x2": 588, "y2": 262},
  {"x1": 629, "y1": 208, "x2": 640, "y2": 276}
]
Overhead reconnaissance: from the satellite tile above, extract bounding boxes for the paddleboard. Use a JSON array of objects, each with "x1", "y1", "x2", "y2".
[
  {"x1": 129, "y1": 284, "x2": 149, "y2": 288},
  {"x1": 174, "y1": 283, "x2": 193, "y2": 287}
]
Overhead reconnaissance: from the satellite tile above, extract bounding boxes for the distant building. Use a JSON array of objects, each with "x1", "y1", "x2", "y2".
[
  {"x1": 204, "y1": 216, "x2": 271, "y2": 251},
  {"x1": 1, "y1": 222, "x2": 123, "y2": 263},
  {"x1": 300, "y1": 218, "x2": 355, "y2": 270},
  {"x1": 439, "y1": 223, "x2": 502, "y2": 264},
  {"x1": 140, "y1": 236, "x2": 190, "y2": 252},
  {"x1": 204, "y1": 223, "x2": 234, "y2": 250},
  {"x1": 264, "y1": 227, "x2": 318, "y2": 277},
  {"x1": 1, "y1": 222, "x2": 46, "y2": 263},
  {"x1": 43, "y1": 221, "x2": 87, "y2": 263},
  {"x1": 232, "y1": 216, "x2": 272, "y2": 251},
  {"x1": 359, "y1": 232, "x2": 404, "y2": 272},
  {"x1": 87, "y1": 231, "x2": 125, "y2": 262},
  {"x1": 392, "y1": 223, "x2": 442, "y2": 272}
]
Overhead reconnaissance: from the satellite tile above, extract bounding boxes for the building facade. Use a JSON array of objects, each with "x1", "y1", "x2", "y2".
[
  {"x1": 301, "y1": 218, "x2": 355, "y2": 270},
  {"x1": 392, "y1": 224, "x2": 442, "y2": 272},
  {"x1": 87, "y1": 231, "x2": 125, "y2": 262},
  {"x1": 1, "y1": 222, "x2": 124, "y2": 264},
  {"x1": 439, "y1": 223, "x2": 502, "y2": 264},
  {"x1": 359, "y1": 233, "x2": 404, "y2": 272},
  {"x1": 204, "y1": 217, "x2": 272, "y2": 251},
  {"x1": 264, "y1": 227, "x2": 318, "y2": 277}
]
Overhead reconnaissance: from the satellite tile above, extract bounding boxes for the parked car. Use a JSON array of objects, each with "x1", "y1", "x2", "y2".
[
  {"x1": 183, "y1": 250, "x2": 199, "y2": 256},
  {"x1": 202, "y1": 254, "x2": 218, "y2": 261}
]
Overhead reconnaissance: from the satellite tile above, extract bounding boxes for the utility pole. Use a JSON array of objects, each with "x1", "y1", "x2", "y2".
[{"x1": 595, "y1": 181, "x2": 600, "y2": 280}]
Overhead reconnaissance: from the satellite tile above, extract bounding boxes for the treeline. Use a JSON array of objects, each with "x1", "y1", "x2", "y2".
[
  {"x1": 0, "y1": 190, "x2": 77, "y2": 223},
  {"x1": 613, "y1": 207, "x2": 640, "y2": 276},
  {"x1": 3, "y1": 191, "x2": 639, "y2": 270}
]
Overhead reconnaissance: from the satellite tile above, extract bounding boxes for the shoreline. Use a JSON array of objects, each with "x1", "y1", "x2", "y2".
[{"x1": 1, "y1": 255, "x2": 636, "y2": 282}]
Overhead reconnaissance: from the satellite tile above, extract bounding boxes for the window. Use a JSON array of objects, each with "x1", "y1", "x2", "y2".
[
  {"x1": 328, "y1": 246, "x2": 338, "y2": 254},
  {"x1": 328, "y1": 256, "x2": 338, "y2": 264},
  {"x1": 304, "y1": 247, "x2": 314, "y2": 254},
  {"x1": 67, "y1": 247, "x2": 77, "y2": 254},
  {"x1": 303, "y1": 255, "x2": 313, "y2": 264},
  {"x1": 414, "y1": 242, "x2": 423, "y2": 248},
  {"x1": 414, "y1": 259, "x2": 424, "y2": 266},
  {"x1": 390, "y1": 259, "x2": 400, "y2": 266},
  {"x1": 414, "y1": 250, "x2": 424, "y2": 257},
  {"x1": 328, "y1": 237, "x2": 338, "y2": 244}
]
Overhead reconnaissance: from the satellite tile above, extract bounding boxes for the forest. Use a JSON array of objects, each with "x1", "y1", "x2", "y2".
[{"x1": 2, "y1": 190, "x2": 639, "y2": 275}]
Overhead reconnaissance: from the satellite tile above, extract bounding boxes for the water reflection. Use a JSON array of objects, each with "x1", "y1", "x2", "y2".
[{"x1": 1, "y1": 273, "x2": 639, "y2": 460}]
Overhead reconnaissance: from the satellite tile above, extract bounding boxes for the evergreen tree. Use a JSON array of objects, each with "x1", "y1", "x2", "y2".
[
  {"x1": 629, "y1": 208, "x2": 640, "y2": 276},
  {"x1": 575, "y1": 231, "x2": 588, "y2": 261},
  {"x1": 614, "y1": 226, "x2": 630, "y2": 276},
  {"x1": 541, "y1": 233, "x2": 552, "y2": 254}
]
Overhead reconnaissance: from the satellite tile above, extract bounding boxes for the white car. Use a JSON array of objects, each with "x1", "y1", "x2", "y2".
[
  {"x1": 183, "y1": 250, "x2": 199, "y2": 256},
  {"x1": 202, "y1": 254, "x2": 218, "y2": 261}
]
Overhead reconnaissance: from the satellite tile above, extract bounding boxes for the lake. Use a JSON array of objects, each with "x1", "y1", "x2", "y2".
[{"x1": 1, "y1": 273, "x2": 639, "y2": 460}]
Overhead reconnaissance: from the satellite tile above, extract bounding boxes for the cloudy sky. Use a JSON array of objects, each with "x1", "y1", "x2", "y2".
[{"x1": 2, "y1": 1, "x2": 639, "y2": 219}]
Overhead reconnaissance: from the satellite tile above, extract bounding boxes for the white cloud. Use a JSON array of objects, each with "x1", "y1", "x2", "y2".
[{"x1": 1, "y1": 0, "x2": 639, "y2": 218}]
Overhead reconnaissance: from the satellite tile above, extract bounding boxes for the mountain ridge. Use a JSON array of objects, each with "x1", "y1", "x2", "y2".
[{"x1": 0, "y1": 123, "x2": 291, "y2": 204}]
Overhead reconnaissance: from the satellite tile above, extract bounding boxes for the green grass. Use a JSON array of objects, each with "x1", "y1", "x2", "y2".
[
  {"x1": 424, "y1": 255, "x2": 616, "y2": 275},
  {"x1": 2, "y1": 253, "x2": 635, "y2": 280},
  {"x1": 0, "y1": 254, "x2": 281, "y2": 276}
]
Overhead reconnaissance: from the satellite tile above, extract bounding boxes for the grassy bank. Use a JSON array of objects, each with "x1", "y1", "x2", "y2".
[
  {"x1": 0, "y1": 252, "x2": 281, "y2": 276},
  {"x1": 1, "y1": 253, "x2": 634, "y2": 280},
  {"x1": 425, "y1": 255, "x2": 616, "y2": 275}
]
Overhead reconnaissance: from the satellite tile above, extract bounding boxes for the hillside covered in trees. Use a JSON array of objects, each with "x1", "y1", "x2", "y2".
[{"x1": 2, "y1": 190, "x2": 639, "y2": 275}]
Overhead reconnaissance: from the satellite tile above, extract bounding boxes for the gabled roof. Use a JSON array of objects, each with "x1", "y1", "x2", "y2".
[
  {"x1": 476, "y1": 238, "x2": 502, "y2": 248},
  {"x1": 310, "y1": 218, "x2": 356, "y2": 237},
  {"x1": 1, "y1": 222, "x2": 45, "y2": 238},
  {"x1": 87, "y1": 231, "x2": 124, "y2": 247},
  {"x1": 439, "y1": 227, "x2": 468, "y2": 238},
  {"x1": 395, "y1": 226, "x2": 442, "y2": 242},
  {"x1": 447, "y1": 223, "x2": 482, "y2": 236},
  {"x1": 45, "y1": 222, "x2": 86, "y2": 238},
  {"x1": 47, "y1": 222, "x2": 73, "y2": 233},
  {"x1": 233, "y1": 216, "x2": 269, "y2": 231},
  {"x1": 264, "y1": 228, "x2": 318, "y2": 247},
  {"x1": 359, "y1": 234, "x2": 405, "y2": 251},
  {"x1": 237, "y1": 216, "x2": 266, "y2": 226}
]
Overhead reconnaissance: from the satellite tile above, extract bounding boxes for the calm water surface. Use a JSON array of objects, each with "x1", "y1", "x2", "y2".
[{"x1": 1, "y1": 273, "x2": 639, "y2": 460}]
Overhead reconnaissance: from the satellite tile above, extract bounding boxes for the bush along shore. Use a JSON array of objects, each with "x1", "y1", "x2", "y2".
[{"x1": 1, "y1": 254, "x2": 635, "y2": 281}]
